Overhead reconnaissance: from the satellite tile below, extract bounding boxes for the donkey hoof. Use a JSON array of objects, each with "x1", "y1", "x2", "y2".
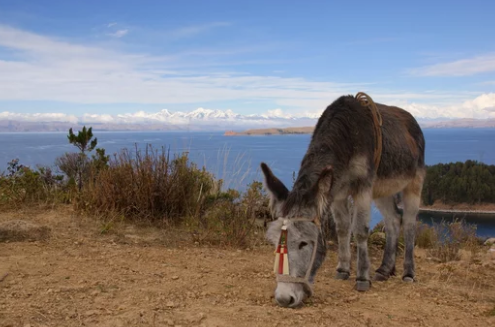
[
  {"x1": 372, "y1": 272, "x2": 389, "y2": 282},
  {"x1": 402, "y1": 276, "x2": 415, "y2": 283},
  {"x1": 355, "y1": 280, "x2": 371, "y2": 292},
  {"x1": 335, "y1": 271, "x2": 350, "y2": 280}
]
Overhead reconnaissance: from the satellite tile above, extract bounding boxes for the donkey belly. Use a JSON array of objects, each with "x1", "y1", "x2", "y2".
[{"x1": 372, "y1": 176, "x2": 412, "y2": 199}]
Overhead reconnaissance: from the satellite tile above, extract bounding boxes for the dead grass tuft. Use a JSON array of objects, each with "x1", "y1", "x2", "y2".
[
  {"x1": 370, "y1": 219, "x2": 483, "y2": 264},
  {"x1": 0, "y1": 219, "x2": 51, "y2": 242}
]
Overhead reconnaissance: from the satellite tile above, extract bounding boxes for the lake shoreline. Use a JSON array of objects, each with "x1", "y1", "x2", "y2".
[
  {"x1": 418, "y1": 207, "x2": 495, "y2": 215},
  {"x1": 397, "y1": 203, "x2": 495, "y2": 215}
]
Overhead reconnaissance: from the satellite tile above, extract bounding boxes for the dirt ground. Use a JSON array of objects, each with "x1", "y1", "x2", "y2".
[{"x1": 1, "y1": 206, "x2": 495, "y2": 327}]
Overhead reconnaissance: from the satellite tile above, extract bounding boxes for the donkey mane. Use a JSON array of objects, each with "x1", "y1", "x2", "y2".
[{"x1": 281, "y1": 94, "x2": 381, "y2": 217}]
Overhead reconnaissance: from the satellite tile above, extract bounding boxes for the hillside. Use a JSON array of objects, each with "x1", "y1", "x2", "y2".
[
  {"x1": 421, "y1": 118, "x2": 495, "y2": 128},
  {"x1": 224, "y1": 126, "x2": 315, "y2": 136}
]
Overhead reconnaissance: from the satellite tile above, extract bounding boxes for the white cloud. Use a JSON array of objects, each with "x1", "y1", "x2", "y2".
[
  {"x1": 0, "y1": 111, "x2": 78, "y2": 123},
  {"x1": 108, "y1": 29, "x2": 128, "y2": 38},
  {"x1": 0, "y1": 24, "x2": 490, "y2": 120},
  {"x1": 262, "y1": 109, "x2": 293, "y2": 119},
  {"x1": 410, "y1": 53, "x2": 495, "y2": 76},
  {"x1": 0, "y1": 24, "x2": 370, "y2": 106},
  {"x1": 397, "y1": 93, "x2": 495, "y2": 119},
  {"x1": 276, "y1": 93, "x2": 495, "y2": 120}
]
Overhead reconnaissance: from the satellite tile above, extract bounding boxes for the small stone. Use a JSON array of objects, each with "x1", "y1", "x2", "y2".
[
  {"x1": 345, "y1": 295, "x2": 359, "y2": 303},
  {"x1": 84, "y1": 310, "x2": 99, "y2": 317},
  {"x1": 171, "y1": 276, "x2": 179, "y2": 280},
  {"x1": 484, "y1": 237, "x2": 495, "y2": 246},
  {"x1": 166, "y1": 301, "x2": 175, "y2": 308}
]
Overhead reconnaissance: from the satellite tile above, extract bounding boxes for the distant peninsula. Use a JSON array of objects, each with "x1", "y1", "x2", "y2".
[
  {"x1": 223, "y1": 118, "x2": 495, "y2": 137},
  {"x1": 224, "y1": 126, "x2": 315, "y2": 136}
]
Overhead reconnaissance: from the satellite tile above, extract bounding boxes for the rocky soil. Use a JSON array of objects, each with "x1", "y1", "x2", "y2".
[{"x1": 1, "y1": 207, "x2": 494, "y2": 327}]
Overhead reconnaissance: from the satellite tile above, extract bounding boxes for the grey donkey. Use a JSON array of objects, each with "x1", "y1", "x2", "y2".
[{"x1": 261, "y1": 92, "x2": 425, "y2": 308}]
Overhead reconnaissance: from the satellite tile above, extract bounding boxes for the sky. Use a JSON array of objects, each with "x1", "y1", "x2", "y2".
[{"x1": 0, "y1": 0, "x2": 494, "y2": 121}]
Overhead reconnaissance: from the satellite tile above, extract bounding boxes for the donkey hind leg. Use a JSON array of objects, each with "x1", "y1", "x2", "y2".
[
  {"x1": 401, "y1": 172, "x2": 424, "y2": 282},
  {"x1": 373, "y1": 195, "x2": 402, "y2": 281},
  {"x1": 352, "y1": 189, "x2": 372, "y2": 292},
  {"x1": 330, "y1": 199, "x2": 352, "y2": 280}
]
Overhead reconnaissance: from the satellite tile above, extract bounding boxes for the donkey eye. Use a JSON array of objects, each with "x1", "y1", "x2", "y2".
[{"x1": 298, "y1": 241, "x2": 308, "y2": 249}]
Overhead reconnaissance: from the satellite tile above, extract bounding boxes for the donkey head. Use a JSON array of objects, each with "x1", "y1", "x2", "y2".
[{"x1": 260, "y1": 162, "x2": 334, "y2": 308}]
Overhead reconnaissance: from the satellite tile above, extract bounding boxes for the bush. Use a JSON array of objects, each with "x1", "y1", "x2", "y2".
[
  {"x1": 415, "y1": 221, "x2": 438, "y2": 248},
  {"x1": 186, "y1": 180, "x2": 271, "y2": 248},
  {"x1": 0, "y1": 159, "x2": 66, "y2": 208},
  {"x1": 426, "y1": 219, "x2": 479, "y2": 263},
  {"x1": 369, "y1": 218, "x2": 481, "y2": 263},
  {"x1": 76, "y1": 144, "x2": 216, "y2": 224}
]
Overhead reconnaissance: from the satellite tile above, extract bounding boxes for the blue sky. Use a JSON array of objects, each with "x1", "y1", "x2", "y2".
[{"x1": 0, "y1": 0, "x2": 494, "y2": 120}]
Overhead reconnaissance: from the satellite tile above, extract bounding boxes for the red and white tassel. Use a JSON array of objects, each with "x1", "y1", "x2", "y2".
[{"x1": 274, "y1": 224, "x2": 289, "y2": 275}]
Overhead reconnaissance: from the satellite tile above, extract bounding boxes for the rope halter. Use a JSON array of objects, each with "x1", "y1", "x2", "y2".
[{"x1": 273, "y1": 216, "x2": 321, "y2": 297}]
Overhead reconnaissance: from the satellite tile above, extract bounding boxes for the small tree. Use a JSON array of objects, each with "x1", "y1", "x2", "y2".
[
  {"x1": 67, "y1": 126, "x2": 98, "y2": 191},
  {"x1": 68, "y1": 126, "x2": 98, "y2": 155}
]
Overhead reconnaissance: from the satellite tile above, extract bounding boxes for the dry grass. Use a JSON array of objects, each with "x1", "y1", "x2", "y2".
[
  {"x1": 73, "y1": 144, "x2": 271, "y2": 248},
  {"x1": 76, "y1": 144, "x2": 216, "y2": 225},
  {"x1": 0, "y1": 219, "x2": 51, "y2": 242},
  {"x1": 370, "y1": 218, "x2": 484, "y2": 264},
  {"x1": 426, "y1": 219, "x2": 482, "y2": 263}
]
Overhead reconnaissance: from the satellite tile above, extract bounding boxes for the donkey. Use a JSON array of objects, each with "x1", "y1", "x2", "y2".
[{"x1": 261, "y1": 92, "x2": 425, "y2": 308}]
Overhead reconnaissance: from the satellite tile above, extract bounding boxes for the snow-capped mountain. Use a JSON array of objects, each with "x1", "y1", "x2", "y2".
[
  {"x1": 0, "y1": 106, "x2": 490, "y2": 132},
  {"x1": 0, "y1": 108, "x2": 321, "y2": 132}
]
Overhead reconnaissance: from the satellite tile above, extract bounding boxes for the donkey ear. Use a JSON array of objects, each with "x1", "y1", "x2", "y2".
[
  {"x1": 313, "y1": 165, "x2": 334, "y2": 214},
  {"x1": 260, "y1": 162, "x2": 289, "y2": 202},
  {"x1": 317, "y1": 165, "x2": 334, "y2": 196}
]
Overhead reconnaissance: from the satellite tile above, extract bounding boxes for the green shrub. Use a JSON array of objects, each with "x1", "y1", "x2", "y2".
[
  {"x1": 0, "y1": 159, "x2": 66, "y2": 208},
  {"x1": 185, "y1": 180, "x2": 270, "y2": 248}
]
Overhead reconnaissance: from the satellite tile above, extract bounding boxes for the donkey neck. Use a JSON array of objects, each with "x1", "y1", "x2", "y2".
[{"x1": 282, "y1": 154, "x2": 336, "y2": 217}]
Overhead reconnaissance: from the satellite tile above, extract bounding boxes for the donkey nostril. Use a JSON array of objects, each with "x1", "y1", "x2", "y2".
[{"x1": 276, "y1": 294, "x2": 296, "y2": 307}]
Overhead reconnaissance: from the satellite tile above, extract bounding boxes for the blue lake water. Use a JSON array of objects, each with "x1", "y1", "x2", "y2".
[{"x1": 1, "y1": 128, "x2": 494, "y2": 237}]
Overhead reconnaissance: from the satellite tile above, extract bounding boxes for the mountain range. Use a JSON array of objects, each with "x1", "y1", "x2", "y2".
[{"x1": 0, "y1": 108, "x2": 493, "y2": 132}]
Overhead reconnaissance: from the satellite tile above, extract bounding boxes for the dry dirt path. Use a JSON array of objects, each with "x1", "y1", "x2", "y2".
[{"x1": 1, "y1": 208, "x2": 494, "y2": 327}]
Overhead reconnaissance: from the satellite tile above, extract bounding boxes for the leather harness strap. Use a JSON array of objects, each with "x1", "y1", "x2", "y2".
[
  {"x1": 355, "y1": 92, "x2": 383, "y2": 173},
  {"x1": 273, "y1": 217, "x2": 321, "y2": 297}
]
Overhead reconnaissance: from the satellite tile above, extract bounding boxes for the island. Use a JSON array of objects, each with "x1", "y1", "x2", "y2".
[{"x1": 224, "y1": 126, "x2": 315, "y2": 136}]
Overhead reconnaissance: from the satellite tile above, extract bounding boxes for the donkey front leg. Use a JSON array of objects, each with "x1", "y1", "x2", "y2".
[
  {"x1": 352, "y1": 189, "x2": 372, "y2": 292},
  {"x1": 330, "y1": 199, "x2": 352, "y2": 280}
]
